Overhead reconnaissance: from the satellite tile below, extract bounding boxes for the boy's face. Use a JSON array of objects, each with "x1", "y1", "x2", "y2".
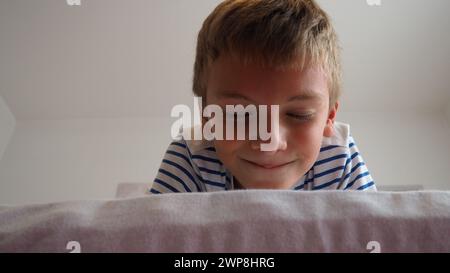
[{"x1": 205, "y1": 55, "x2": 338, "y2": 189}]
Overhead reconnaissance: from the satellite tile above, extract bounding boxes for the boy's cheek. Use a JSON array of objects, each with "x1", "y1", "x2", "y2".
[
  {"x1": 213, "y1": 140, "x2": 240, "y2": 159},
  {"x1": 289, "y1": 125, "x2": 320, "y2": 145},
  {"x1": 290, "y1": 127, "x2": 324, "y2": 159}
]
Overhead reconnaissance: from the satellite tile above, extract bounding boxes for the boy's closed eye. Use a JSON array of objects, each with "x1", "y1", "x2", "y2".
[
  {"x1": 286, "y1": 111, "x2": 315, "y2": 121},
  {"x1": 223, "y1": 107, "x2": 317, "y2": 122}
]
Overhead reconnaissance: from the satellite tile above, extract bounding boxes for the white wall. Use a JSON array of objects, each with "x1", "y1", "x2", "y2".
[
  {"x1": 0, "y1": 95, "x2": 16, "y2": 162},
  {"x1": 0, "y1": 117, "x2": 172, "y2": 205},
  {"x1": 338, "y1": 111, "x2": 450, "y2": 191},
  {"x1": 0, "y1": 0, "x2": 222, "y2": 120}
]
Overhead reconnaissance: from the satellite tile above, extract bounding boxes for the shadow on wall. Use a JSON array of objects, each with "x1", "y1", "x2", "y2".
[
  {"x1": 0, "y1": 95, "x2": 16, "y2": 161},
  {"x1": 446, "y1": 100, "x2": 450, "y2": 128}
]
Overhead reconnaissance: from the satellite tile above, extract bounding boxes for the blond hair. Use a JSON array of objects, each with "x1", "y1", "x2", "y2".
[{"x1": 193, "y1": 0, "x2": 342, "y2": 108}]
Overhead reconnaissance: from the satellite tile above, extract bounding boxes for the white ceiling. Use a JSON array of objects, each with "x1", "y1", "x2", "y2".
[{"x1": 0, "y1": 0, "x2": 449, "y2": 120}]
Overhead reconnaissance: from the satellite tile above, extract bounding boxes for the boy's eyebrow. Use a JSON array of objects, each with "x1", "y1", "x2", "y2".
[
  {"x1": 217, "y1": 92, "x2": 254, "y2": 102},
  {"x1": 218, "y1": 89, "x2": 323, "y2": 102}
]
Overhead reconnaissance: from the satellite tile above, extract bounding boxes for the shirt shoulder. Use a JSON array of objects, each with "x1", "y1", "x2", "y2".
[
  {"x1": 321, "y1": 121, "x2": 351, "y2": 148},
  {"x1": 182, "y1": 125, "x2": 216, "y2": 154},
  {"x1": 180, "y1": 126, "x2": 231, "y2": 191},
  {"x1": 304, "y1": 121, "x2": 376, "y2": 191}
]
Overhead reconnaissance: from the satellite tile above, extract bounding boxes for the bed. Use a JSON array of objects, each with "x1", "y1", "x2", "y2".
[{"x1": 0, "y1": 189, "x2": 449, "y2": 252}]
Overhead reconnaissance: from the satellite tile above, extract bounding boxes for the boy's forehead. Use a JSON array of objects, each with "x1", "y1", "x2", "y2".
[
  {"x1": 207, "y1": 55, "x2": 329, "y2": 102},
  {"x1": 209, "y1": 53, "x2": 328, "y2": 83},
  {"x1": 211, "y1": 52, "x2": 315, "y2": 72}
]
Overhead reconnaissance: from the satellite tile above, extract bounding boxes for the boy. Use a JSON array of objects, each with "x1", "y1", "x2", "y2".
[{"x1": 150, "y1": 0, "x2": 376, "y2": 193}]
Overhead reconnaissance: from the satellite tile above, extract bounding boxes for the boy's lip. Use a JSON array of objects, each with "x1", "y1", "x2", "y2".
[{"x1": 241, "y1": 158, "x2": 295, "y2": 169}]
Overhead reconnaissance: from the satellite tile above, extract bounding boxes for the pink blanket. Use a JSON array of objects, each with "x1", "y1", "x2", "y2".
[{"x1": 0, "y1": 190, "x2": 449, "y2": 252}]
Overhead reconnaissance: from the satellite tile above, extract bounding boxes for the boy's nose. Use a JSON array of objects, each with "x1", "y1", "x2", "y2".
[{"x1": 250, "y1": 124, "x2": 288, "y2": 153}]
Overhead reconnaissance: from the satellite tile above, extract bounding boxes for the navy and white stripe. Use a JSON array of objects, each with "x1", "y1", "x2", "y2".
[{"x1": 150, "y1": 122, "x2": 376, "y2": 193}]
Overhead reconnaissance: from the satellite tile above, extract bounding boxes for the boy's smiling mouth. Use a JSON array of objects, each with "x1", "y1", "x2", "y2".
[{"x1": 240, "y1": 158, "x2": 296, "y2": 170}]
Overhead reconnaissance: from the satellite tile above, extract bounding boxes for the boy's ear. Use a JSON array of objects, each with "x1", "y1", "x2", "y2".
[{"x1": 323, "y1": 101, "x2": 339, "y2": 137}]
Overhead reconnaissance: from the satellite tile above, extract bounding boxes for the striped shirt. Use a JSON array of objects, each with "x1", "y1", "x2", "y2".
[{"x1": 149, "y1": 122, "x2": 376, "y2": 193}]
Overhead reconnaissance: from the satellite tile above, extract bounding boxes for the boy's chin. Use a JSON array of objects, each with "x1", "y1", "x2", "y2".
[{"x1": 235, "y1": 178, "x2": 298, "y2": 190}]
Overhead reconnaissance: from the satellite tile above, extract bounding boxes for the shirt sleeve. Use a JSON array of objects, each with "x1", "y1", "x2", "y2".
[
  {"x1": 339, "y1": 136, "x2": 377, "y2": 191},
  {"x1": 149, "y1": 139, "x2": 204, "y2": 194}
]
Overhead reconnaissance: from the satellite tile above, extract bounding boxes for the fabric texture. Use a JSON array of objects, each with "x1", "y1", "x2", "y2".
[{"x1": 0, "y1": 190, "x2": 449, "y2": 253}]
